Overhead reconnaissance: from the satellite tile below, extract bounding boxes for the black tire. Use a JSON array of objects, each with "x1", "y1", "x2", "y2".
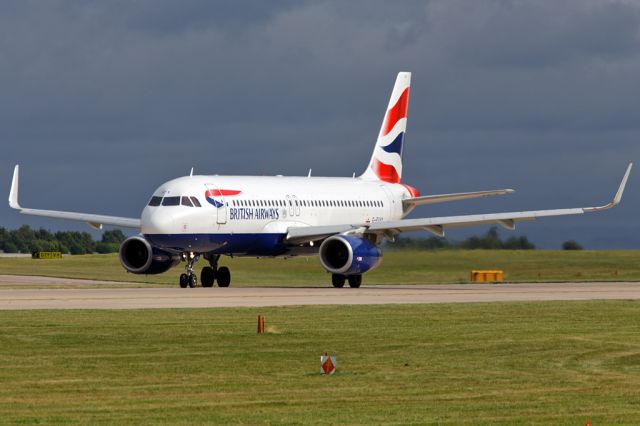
[
  {"x1": 332, "y1": 274, "x2": 346, "y2": 288},
  {"x1": 179, "y1": 273, "x2": 188, "y2": 288},
  {"x1": 217, "y1": 266, "x2": 231, "y2": 287},
  {"x1": 348, "y1": 275, "x2": 362, "y2": 288},
  {"x1": 188, "y1": 274, "x2": 197, "y2": 288},
  {"x1": 201, "y1": 267, "x2": 215, "y2": 288}
]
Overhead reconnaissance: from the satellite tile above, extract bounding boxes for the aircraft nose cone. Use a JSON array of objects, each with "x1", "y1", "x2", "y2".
[{"x1": 141, "y1": 207, "x2": 173, "y2": 234}]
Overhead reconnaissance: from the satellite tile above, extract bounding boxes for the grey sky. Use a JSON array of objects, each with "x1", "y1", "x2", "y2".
[{"x1": 1, "y1": 0, "x2": 638, "y2": 248}]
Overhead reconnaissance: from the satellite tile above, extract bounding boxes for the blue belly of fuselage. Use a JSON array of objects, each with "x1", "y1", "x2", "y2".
[{"x1": 144, "y1": 233, "x2": 290, "y2": 256}]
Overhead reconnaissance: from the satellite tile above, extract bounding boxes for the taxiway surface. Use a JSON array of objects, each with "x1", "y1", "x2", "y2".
[{"x1": 0, "y1": 275, "x2": 638, "y2": 309}]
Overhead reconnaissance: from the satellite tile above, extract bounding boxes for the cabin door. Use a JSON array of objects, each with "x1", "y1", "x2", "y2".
[{"x1": 205, "y1": 183, "x2": 227, "y2": 225}]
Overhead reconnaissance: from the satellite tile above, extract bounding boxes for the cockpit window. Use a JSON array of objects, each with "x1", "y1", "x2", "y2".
[
  {"x1": 148, "y1": 196, "x2": 162, "y2": 206},
  {"x1": 150, "y1": 195, "x2": 201, "y2": 207},
  {"x1": 162, "y1": 196, "x2": 180, "y2": 206}
]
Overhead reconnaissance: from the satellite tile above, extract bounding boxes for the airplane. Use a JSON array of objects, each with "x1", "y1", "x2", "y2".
[{"x1": 8, "y1": 72, "x2": 632, "y2": 288}]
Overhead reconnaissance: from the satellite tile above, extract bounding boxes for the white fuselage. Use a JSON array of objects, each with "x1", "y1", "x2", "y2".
[{"x1": 141, "y1": 175, "x2": 413, "y2": 255}]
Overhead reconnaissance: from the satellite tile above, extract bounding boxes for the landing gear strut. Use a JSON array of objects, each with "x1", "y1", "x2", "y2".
[
  {"x1": 179, "y1": 252, "x2": 199, "y2": 288},
  {"x1": 200, "y1": 254, "x2": 232, "y2": 288}
]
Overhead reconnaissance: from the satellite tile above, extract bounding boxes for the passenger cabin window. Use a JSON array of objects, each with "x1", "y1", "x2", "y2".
[
  {"x1": 162, "y1": 196, "x2": 180, "y2": 206},
  {"x1": 148, "y1": 196, "x2": 162, "y2": 206},
  {"x1": 181, "y1": 196, "x2": 193, "y2": 207}
]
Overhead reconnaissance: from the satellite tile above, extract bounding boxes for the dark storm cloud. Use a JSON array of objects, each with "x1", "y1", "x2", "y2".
[
  {"x1": 445, "y1": 1, "x2": 640, "y2": 68},
  {"x1": 1, "y1": 0, "x2": 638, "y2": 248}
]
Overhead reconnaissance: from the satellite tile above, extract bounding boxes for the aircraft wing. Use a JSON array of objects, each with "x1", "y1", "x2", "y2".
[
  {"x1": 8, "y1": 165, "x2": 141, "y2": 230},
  {"x1": 286, "y1": 163, "x2": 632, "y2": 244}
]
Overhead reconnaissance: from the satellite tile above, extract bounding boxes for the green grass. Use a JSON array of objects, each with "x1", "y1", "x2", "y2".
[
  {"x1": 1, "y1": 250, "x2": 639, "y2": 287},
  {"x1": 1, "y1": 302, "x2": 640, "y2": 424}
]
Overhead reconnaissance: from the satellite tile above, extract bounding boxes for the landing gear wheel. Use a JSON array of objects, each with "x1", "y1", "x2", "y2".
[
  {"x1": 179, "y1": 273, "x2": 189, "y2": 288},
  {"x1": 332, "y1": 274, "x2": 346, "y2": 288},
  {"x1": 348, "y1": 275, "x2": 362, "y2": 288},
  {"x1": 188, "y1": 274, "x2": 197, "y2": 288},
  {"x1": 216, "y1": 266, "x2": 231, "y2": 287},
  {"x1": 201, "y1": 267, "x2": 215, "y2": 288}
]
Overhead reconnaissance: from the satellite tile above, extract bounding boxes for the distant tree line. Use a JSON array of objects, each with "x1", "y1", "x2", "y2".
[
  {"x1": 387, "y1": 227, "x2": 536, "y2": 250},
  {"x1": 387, "y1": 227, "x2": 586, "y2": 250},
  {"x1": 0, "y1": 226, "x2": 126, "y2": 254},
  {"x1": 1, "y1": 225, "x2": 584, "y2": 254},
  {"x1": 561, "y1": 240, "x2": 583, "y2": 250}
]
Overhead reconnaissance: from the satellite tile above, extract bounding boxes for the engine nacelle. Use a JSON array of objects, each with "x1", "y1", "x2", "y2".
[
  {"x1": 119, "y1": 236, "x2": 180, "y2": 275},
  {"x1": 319, "y1": 235, "x2": 382, "y2": 275}
]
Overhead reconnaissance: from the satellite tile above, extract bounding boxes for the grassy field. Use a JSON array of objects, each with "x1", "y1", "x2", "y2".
[
  {"x1": 1, "y1": 250, "x2": 639, "y2": 287},
  {"x1": 1, "y1": 302, "x2": 640, "y2": 424}
]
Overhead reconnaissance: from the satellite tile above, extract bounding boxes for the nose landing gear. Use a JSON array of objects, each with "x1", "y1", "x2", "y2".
[{"x1": 179, "y1": 252, "x2": 200, "y2": 288}]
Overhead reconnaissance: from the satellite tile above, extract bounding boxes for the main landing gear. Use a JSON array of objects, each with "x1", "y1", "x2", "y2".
[
  {"x1": 178, "y1": 253, "x2": 232, "y2": 288},
  {"x1": 331, "y1": 274, "x2": 362, "y2": 288},
  {"x1": 199, "y1": 254, "x2": 232, "y2": 288}
]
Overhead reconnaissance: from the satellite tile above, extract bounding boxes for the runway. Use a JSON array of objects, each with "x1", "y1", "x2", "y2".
[{"x1": 0, "y1": 276, "x2": 639, "y2": 309}]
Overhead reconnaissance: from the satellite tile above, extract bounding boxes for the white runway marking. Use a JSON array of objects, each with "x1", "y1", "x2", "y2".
[{"x1": 0, "y1": 276, "x2": 639, "y2": 309}]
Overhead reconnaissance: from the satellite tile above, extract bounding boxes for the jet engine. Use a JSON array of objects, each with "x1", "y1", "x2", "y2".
[
  {"x1": 319, "y1": 235, "x2": 382, "y2": 275},
  {"x1": 119, "y1": 236, "x2": 180, "y2": 275}
]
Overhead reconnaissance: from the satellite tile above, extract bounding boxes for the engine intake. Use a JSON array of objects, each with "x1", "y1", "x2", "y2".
[
  {"x1": 319, "y1": 235, "x2": 382, "y2": 275},
  {"x1": 119, "y1": 236, "x2": 180, "y2": 275}
]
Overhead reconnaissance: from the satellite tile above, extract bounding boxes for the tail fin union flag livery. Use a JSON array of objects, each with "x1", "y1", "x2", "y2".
[{"x1": 8, "y1": 72, "x2": 632, "y2": 288}]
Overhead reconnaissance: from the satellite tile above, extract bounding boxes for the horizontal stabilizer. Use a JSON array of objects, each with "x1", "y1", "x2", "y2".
[{"x1": 403, "y1": 188, "x2": 514, "y2": 208}]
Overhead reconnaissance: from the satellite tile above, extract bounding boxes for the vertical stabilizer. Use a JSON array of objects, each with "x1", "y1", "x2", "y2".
[{"x1": 361, "y1": 72, "x2": 411, "y2": 183}]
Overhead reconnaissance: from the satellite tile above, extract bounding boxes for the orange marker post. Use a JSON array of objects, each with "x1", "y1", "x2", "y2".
[{"x1": 257, "y1": 315, "x2": 265, "y2": 334}]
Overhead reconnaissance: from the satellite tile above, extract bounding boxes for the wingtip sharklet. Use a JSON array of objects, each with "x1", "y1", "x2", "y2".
[
  {"x1": 613, "y1": 162, "x2": 632, "y2": 205},
  {"x1": 583, "y1": 162, "x2": 632, "y2": 212},
  {"x1": 9, "y1": 164, "x2": 20, "y2": 210}
]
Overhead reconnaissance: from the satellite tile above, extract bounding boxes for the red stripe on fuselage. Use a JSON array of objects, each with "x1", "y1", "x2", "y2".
[
  {"x1": 205, "y1": 189, "x2": 242, "y2": 197},
  {"x1": 381, "y1": 87, "x2": 410, "y2": 136}
]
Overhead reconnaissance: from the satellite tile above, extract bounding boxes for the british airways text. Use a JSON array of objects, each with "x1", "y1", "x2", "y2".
[{"x1": 229, "y1": 208, "x2": 280, "y2": 221}]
